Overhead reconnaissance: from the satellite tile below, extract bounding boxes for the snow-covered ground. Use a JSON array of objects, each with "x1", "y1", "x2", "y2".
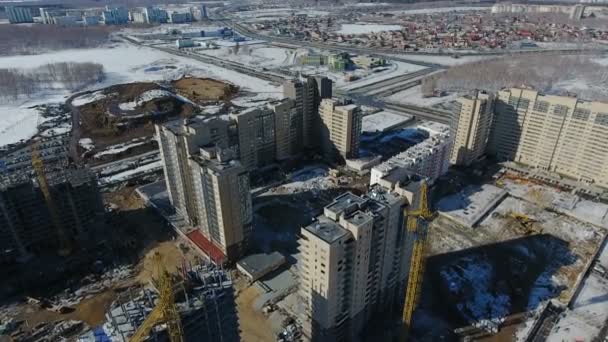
[
  {"x1": 388, "y1": 53, "x2": 496, "y2": 66},
  {"x1": 437, "y1": 184, "x2": 509, "y2": 227},
  {"x1": 234, "y1": 8, "x2": 329, "y2": 20},
  {"x1": 386, "y1": 85, "x2": 459, "y2": 106},
  {"x1": 336, "y1": 23, "x2": 403, "y2": 35},
  {"x1": 117, "y1": 89, "x2": 173, "y2": 111},
  {"x1": 362, "y1": 111, "x2": 412, "y2": 133},
  {"x1": 338, "y1": 61, "x2": 427, "y2": 90},
  {"x1": 200, "y1": 44, "x2": 296, "y2": 68},
  {"x1": 503, "y1": 180, "x2": 608, "y2": 229},
  {"x1": 387, "y1": 6, "x2": 490, "y2": 15},
  {"x1": 93, "y1": 138, "x2": 151, "y2": 159},
  {"x1": 99, "y1": 160, "x2": 163, "y2": 186},
  {"x1": 0, "y1": 43, "x2": 281, "y2": 146},
  {"x1": 72, "y1": 91, "x2": 108, "y2": 106},
  {"x1": 544, "y1": 242, "x2": 608, "y2": 341}
]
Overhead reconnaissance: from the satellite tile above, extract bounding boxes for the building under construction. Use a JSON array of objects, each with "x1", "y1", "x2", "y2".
[
  {"x1": 0, "y1": 157, "x2": 103, "y2": 264},
  {"x1": 78, "y1": 262, "x2": 239, "y2": 342}
]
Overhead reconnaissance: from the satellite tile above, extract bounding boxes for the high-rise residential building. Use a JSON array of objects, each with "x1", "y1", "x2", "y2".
[
  {"x1": 169, "y1": 11, "x2": 193, "y2": 23},
  {"x1": 143, "y1": 7, "x2": 168, "y2": 23},
  {"x1": 489, "y1": 87, "x2": 608, "y2": 187},
  {"x1": 156, "y1": 116, "x2": 252, "y2": 261},
  {"x1": 7, "y1": 6, "x2": 33, "y2": 24},
  {"x1": 450, "y1": 91, "x2": 494, "y2": 166},
  {"x1": 189, "y1": 147, "x2": 252, "y2": 260},
  {"x1": 0, "y1": 167, "x2": 103, "y2": 263},
  {"x1": 156, "y1": 117, "x2": 233, "y2": 226},
  {"x1": 271, "y1": 99, "x2": 299, "y2": 160},
  {"x1": 298, "y1": 174, "x2": 423, "y2": 341},
  {"x1": 371, "y1": 122, "x2": 452, "y2": 185},
  {"x1": 319, "y1": 98, "x2": 362, "y2": 161},
  {"x1": 230, "y1": 107, "x2": 276, "y2": 170},
  {"x1": 283, "y1": 76, "x2": 333, "y2": 151}
]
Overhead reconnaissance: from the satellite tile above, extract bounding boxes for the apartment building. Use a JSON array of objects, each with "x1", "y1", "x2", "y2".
[
  {"x1": 230, "y1": 107, "x2": 276, "y2": 170},
  {"x1": 156, "y1": 116, "x2": 233, "y2": 225},
  {"x1": 189, "y1": 147, "x2": 252, "y2": 260},
  {"x1": 283, "y1": 76, "x2": 332, "y2": 151},
  {"x1": 298, "y1": 174, "x2": 423, "y2": 341},
  {"x1": 319, "y1": 98, "x2": 362, "y2": 161},
  {"x1": 450, "y1": 91, "x2": 494, "y2": 166},
  {"x1": 489, "y1": 87, "x2": 608, "y2": 187},
  {"x1": 1, "y1": 167, "x2": 103, "y2": 263},
  {"x1": 271, "y1": 99, "x2": 298, "y2": 160},
  {"x1": 371, "y1": 122, "x2": 452, "y2": 185},
  {"x1": 6, "y1": 6, "x2": 33, "y2": 23}
]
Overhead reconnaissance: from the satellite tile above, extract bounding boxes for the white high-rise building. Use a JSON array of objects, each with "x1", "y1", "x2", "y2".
[
  {"x1": 298, "y1": 174, "x2": 424, "y2": 341},
  {"x1": 450, "y1": 91, "x2": 494, "y2": 166},
  {"x1": 319, "y1": 98, "x2": 362, "y2": 161}
]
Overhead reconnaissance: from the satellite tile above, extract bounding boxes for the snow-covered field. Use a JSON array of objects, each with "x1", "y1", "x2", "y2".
[
  {"x1": 338, "y1": 61, "x2": 427, "y2": 90},
  {"x1": 336, "y1": 23, "x2": 403, "y2": 35},
  {"x1": 200, "y1": 44, "x2": 296, "y2": 68},
  {"x1": 387, "y1": 6, "x2": 490, "y2": 15},
  {"x1": 388, "y1": 53, "x2": 495, "y2": 66},
  {"x1": 234, "y1": 8, "x2": 329, "y2": 20},
  {"x1": 438, "y1": 184, "x2": 509, "y2": 227},
  {"x1": 0, "y1": 43, "x2": 280, "y2": 146},
  {"x1": 118, "y1": 89, "x2": 174, "y2": 111},
  {"x1": 386, "y1": 85, "x2": 458, "y2": 107}
]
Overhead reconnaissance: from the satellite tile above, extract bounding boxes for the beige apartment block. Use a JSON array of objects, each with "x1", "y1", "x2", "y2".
[
  {"x1": 298, "y1": 175, "x2": 423, "y2": 341},
  {"x1": 450, "y1": 91, "x2": 494, "y2": 166},
  {"x1": 319, "y1": 98, "x2": 362, "y2": 161},
  {"x1": 189, "y1": 147, "x2": 252, "y2": 260},
  {"x1": 489, "y1": 87, "x2": 608, "y2": 187}
]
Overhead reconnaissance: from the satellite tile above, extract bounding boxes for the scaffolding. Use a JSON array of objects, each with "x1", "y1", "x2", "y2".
[{"x1": 93, "y1": 261, "x2": 239, "y2": 342}]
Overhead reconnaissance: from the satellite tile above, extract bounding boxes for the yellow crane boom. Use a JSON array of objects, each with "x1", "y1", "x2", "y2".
[
  {"x1": 31, "y1": 140, "x2": 71, "y2": 256},
  {"x1": 401, "y1": 181, "x2": 433, "y2": 341},
  {"x1": 130, "y1": 252, "x2": 184, "y2": 342}
]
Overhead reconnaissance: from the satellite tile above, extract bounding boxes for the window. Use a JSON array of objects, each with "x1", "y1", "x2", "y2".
[
  {"x1": 553, "y1": 105, "x2": 569, "y2": 117},
  {"x1": 572, "y1": 108, "x2": 590, "y2": 121},
  {"x1": 508, "y1": 97, "x2": 520, "y2": 106},
  {"x1": 533, "y1": 101, "x2": 549, "y2": 113},
  {"x1": 595, "y1": 113, "x2": 608, "y2": 127}
]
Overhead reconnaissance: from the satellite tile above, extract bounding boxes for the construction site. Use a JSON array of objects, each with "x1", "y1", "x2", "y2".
[{"x1": 418, "y1": 169, "x2": 608, "y2": 341}]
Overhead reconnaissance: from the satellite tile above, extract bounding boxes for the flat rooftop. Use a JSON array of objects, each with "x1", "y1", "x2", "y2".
[
  {"x1": 325, "y1": 192, "x2": 367, "y2": 216},
  {"x1": 303, "y1": 216, "x2": 348, "y2": 244}
]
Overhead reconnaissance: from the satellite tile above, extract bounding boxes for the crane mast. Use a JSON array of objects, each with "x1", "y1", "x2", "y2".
[
  {"x1": 129, "y1": 252, "x2": 183, "y2": 342},
  {"x1": 401, "y1": 181, "x2": 432, "y2": 341},
  {"x1": 31, "y1": 140, "x2": 71, "y2": 256}
]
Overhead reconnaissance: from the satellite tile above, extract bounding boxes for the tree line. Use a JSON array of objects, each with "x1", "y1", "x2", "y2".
[
  {"x1": 0, "y1": 25, "x2": 111, "y2": 56},
  {"x1": 422, "y1": 55, "x2": 608, "y2": 102},
  {"x1": 0, "y1": 62, "x2": 105, "y2": 102}
]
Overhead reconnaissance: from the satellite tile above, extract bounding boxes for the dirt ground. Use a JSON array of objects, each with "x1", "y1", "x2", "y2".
[
  {"x1": 235, "y1": 280, "x2": 276, "y2": 342},
  {"x1": 172, "y1": 77, "x2": 237, "y2": 104}
]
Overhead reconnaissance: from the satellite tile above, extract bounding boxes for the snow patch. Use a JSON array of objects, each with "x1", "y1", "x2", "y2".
[{"x1": 337, "y1": 23, "x2": 403, "y2": 35}]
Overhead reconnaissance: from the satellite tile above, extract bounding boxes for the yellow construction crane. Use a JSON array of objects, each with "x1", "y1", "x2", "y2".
[
  {"x1": 401, "y1": 181, "x2": 433, "y2": 342},
  {"x1": 130, "y1": 252, "x2": 184, "y2": 342},
  {"x1": 31, "y1": 140, "x2": 72, "y2": 256}
]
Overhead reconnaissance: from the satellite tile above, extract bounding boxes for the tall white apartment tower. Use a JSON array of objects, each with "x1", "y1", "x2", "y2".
[
  {"x1": 450, "y1": 91, "x2": 494, "y2": 166},
  {"x1": 319, "y1": 98, "x2": 362, "y2": 162},
  {"x1": 298, "y1": 174, "x2": 423, "y2": 341}
]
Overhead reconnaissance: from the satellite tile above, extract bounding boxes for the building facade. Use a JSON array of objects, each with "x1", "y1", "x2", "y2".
[
  {"x1": 283, "y1": 76, "x2": 333, "y2": 151},
  {"x1": 189, "y1": 147, "x2": 252, "y2": 260},
  {"x1": 7, "y1": 6, "x2": 33, "y2": 24},
  {"x1": 371, "y1": 122, "x2": 452, "y2": 185},
  {"x1": 271, "y1": 99, "x2": 299, "y2": 160},
  {"x1": 319, "y1": 98, "x2": 362, "y2": 161},
  {"x1": 230, "y1": 107, "x2": 276, "y2": 170},
  {"x1": 298, "y1": 175, "x2": 423, "y2": 341},
  {"x1": 450, "y1": 91, "x2": 494, "y2": 166},
  {"x1": 0, "y1": 168, "x2": 103, "y2": 264},
  {"x1": 489, "y1": 87, "x2": 608, "y2": 187}
]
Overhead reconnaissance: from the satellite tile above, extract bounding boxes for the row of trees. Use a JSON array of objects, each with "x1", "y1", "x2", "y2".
[
  {"x1": 422, "y1": 55, "x2": 608, "y2": 101},
  {"x1": 0, "y1": 62, "x2": 105, "y2": 102},
  {"x1": 0, "y1": 25, "x2": 111, "y2": 56}
]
